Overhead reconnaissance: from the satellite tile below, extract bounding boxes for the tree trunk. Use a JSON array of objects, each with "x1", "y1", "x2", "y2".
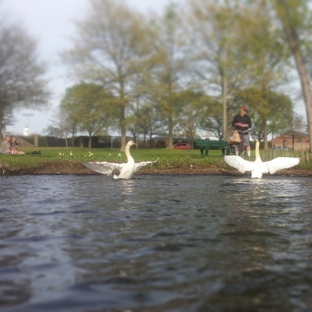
[
  {"x1": 88, "y1": 134, "x2": 92, "y2": 149},
  {"x1": 0, "y1": 109, "x2": 3, "y2": 141},
  {"x1": 119, "y1": 101, "x2": 126, "y2": 152},
  {"x1": 168, "y1": 114, "x2": 173, "y2": 149},
  {"x1": 263, "y1": 119, "x2": 268, "y2": 149},
  {"x1": 71, "y1": 131, "x2": 75, "y2": 147},
  {"x1": 292, "y1": 53, "x2": 312, "y2": 153},
  {"x1": 276, "y1": 2, "x2": 312, "y2": 153},
  {"x1": 119, "y1": 75, "x2": 127, "y2": 152},
  {"x1": 222, "y1": 72, "x2": 228, "y2": 140},
  {"x1": 135, "y1": 132, "x2": 139, "y2": 148},
  {"x1": 143, "y1": 134, "x2": 147, "y2": 148}
]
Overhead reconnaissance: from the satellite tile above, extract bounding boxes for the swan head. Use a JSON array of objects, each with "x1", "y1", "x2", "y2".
[
  {"x1": 128, "y1": 140, "x2": 136, "y2": 146},
  {"x1": 125, "y1": 141, "x2": 136, "y2": 157}
]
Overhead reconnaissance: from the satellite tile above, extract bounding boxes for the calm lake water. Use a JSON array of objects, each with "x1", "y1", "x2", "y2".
[{"x1": 0, "y1": 174, "x2": 312, "y2": 312}]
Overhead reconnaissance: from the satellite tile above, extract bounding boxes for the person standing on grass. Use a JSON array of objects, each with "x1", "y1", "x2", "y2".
[{"x1": 232, "y1": 105, "x2": 252, "y2": 157}]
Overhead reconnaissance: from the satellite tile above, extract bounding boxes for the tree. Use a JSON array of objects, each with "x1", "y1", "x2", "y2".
[
  {"x1": 175, "y1": 91, "x2": 208, "y2": 144},
  {"x1": 147, "y1": 3, "x2": 189, "y2": 148},
  {"x1": 271, "y1": 0, "x2": 312, "y2": 153},
  {"x1": 43, "y1": 108, "x2": 72, "y2": 147},
  {"x1": 0, "y1": 21, "x2": 49, "y2": 139},
  {"x1": 63, "y1": 0, "x2": 152, "y2": 151},
  {"x1": 138, "y1": 104, "x2": 166, "y2": 147},
  {"x1": 59, "y1": 91, "x2": 80, "y2": 147},
  {"x1": 285, "y1": 114, "x2": 307, "y2": 149},
  {"x1": 187, "y1": 0, "x2": 291, "y2": 141},
  {"x1": 43, "y1": 125, "x2": 64, "y2": 138},
  {"x1": 127, "y1": 102, "x2": 165, "y2": 147},
  {"x1": 186, "y1": 0, "x2": 248, "y2": 140},
  {"x1": 60, "y1": 83, "x2": 116, "y2": 148},
  {"x1": 198, "y1": 97, "x2": 224, "y2": 139}
]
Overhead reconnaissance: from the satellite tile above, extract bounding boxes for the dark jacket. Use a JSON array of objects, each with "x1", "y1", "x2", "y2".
[{"x1": 232, "y1": 114, "x2": 252, "y2": 133}]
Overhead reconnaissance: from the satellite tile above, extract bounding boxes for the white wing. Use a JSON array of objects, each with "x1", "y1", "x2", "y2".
[
  {"x1": 82, "y1": 161, "x2": 125, "y2": 175},
  {"x1": 265, "y1": 157, "x2": 300, "y2": 174},
  {"x1": 134, "y1": 158, "x2": 159, "y2": 172},
  {"x1": 224, "y1": 156, "x2": 254, "y2": 173}
]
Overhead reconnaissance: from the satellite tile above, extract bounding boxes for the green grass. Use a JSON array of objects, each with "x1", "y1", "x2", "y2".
[
  {"x1": 0, "y1": 146, "x2": 311, "y2": 171},
  {"x1": 0, "y1": 147, "x2": 223, "y2": 169}
]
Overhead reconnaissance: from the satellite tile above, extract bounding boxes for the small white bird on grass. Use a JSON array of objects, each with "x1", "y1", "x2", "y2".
[
  {"x1": 224, "y1": 141, "x2": 300, "y2": 178},
  {"x1": 82, "y1": 140, "x2": 159, "y2": 179}
]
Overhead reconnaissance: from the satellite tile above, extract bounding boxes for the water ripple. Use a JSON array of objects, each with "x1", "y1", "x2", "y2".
[{"x1": 0, "y1": 175, "x2": 312, "y2": 311}]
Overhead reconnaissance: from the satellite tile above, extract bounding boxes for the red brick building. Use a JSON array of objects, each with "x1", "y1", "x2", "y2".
[{"x1": 269, "y1": 131, "x2": 309, "y2": 151}]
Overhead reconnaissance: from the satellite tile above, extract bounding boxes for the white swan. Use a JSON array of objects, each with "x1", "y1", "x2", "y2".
[
  {"x1": 82, "y1": 140, "x2": 159, "y2": 179},
  {"x1": 224, "y1": 141, "x2": 300, "y2": 178}
]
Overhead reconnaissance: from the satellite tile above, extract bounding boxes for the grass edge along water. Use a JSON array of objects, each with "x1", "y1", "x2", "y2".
[{"x1": 0, "y1": 146, "x2": 311, "y2": 174}]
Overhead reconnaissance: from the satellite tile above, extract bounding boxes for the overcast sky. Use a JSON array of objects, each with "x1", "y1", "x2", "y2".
[{"x1": 2, "y1": 0, "x2": 178, "y2": 135}]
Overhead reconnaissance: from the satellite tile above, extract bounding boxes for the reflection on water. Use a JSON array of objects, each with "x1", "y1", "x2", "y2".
[{"x1": 0, "y1": 175, "x2": 312, "y2": 311}]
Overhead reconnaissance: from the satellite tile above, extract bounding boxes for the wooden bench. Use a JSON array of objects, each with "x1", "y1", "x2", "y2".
[{"x1": 195, "y1": 139, "x2": 230, "y2": 156}]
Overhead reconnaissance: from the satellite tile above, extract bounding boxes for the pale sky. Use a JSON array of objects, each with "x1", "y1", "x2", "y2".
[{"x1": 2, "y1": 0, "x2": 178, "y2": 135}]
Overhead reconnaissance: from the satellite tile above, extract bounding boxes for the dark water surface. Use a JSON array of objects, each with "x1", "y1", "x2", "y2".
[{"x1": 0, "y1": 174, "x2": 312, "y2": 312}]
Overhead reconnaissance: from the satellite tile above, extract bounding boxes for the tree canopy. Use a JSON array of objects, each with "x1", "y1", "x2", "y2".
[
  {"x1": 62, "y1": 0, "x2": 153, "y2": 150},
  {"x1": 60, "y1": 83, "x2": 117, "y2": 148},
  {"x1": 54, "y1": 0, "x2": 312, "y2": 150},
  {"x1": 0, "y1": 20, "x2": 50, "y2": 139}
]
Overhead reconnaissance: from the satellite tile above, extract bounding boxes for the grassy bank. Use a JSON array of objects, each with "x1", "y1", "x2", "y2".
[{"x1": 0, "y1": 146, "x2": 311, "y2": 176}]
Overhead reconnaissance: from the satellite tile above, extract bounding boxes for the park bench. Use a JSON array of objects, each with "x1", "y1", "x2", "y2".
[{"x1": 195, "y1": 139, "x2": 230, "y2": 156}]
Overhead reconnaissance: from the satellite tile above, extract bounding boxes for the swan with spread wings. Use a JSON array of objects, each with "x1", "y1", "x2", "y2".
[
  {"x1": 224, "y1": 141, "x2": 300, "y2": 178},
  {"x1": 82, "y1": 140, "x2": 158, "y2": 179}
]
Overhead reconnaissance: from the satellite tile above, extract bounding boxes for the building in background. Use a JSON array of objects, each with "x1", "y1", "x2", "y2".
[{"x1": 269, "y1": 131, "x2": 309, "y2": 151}]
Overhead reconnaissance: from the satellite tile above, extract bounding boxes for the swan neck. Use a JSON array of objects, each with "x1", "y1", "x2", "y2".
[{"x1": 125, "y1": 143, "x2": 133, "y2": 161}]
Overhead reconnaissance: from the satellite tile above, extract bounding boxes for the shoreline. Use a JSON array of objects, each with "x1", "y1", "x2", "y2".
[{"x1": 1, "y1": 160, "x2": 311, "y2": 177}]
